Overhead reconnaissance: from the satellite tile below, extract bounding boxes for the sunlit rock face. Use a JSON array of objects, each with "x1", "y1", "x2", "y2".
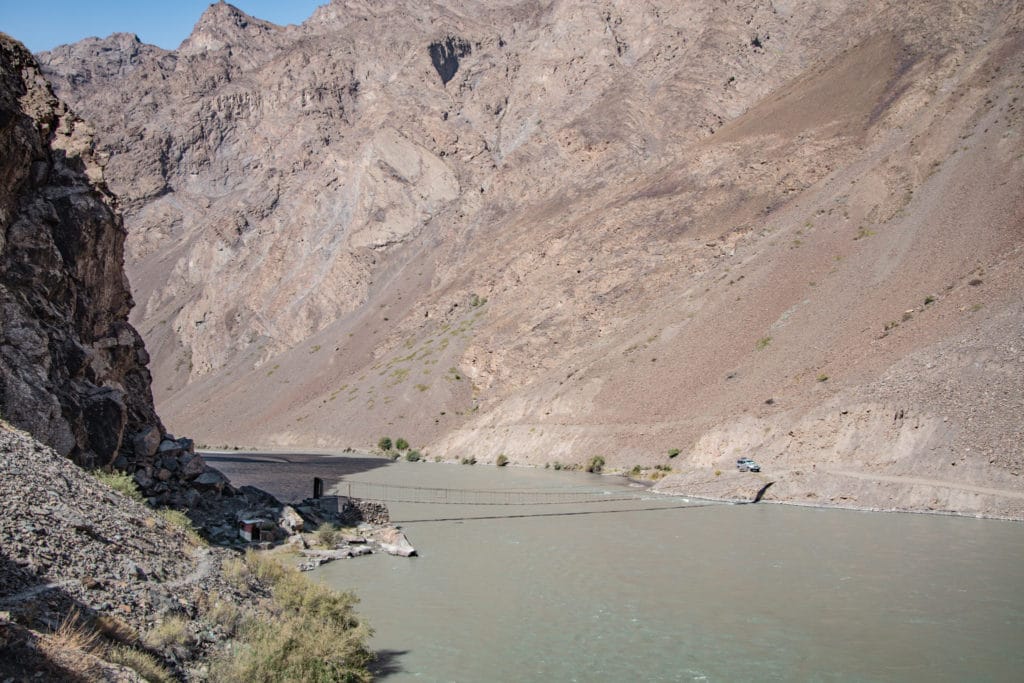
[{"x1": 35, "y1": 1, "x2": 1024, "y2": 516}]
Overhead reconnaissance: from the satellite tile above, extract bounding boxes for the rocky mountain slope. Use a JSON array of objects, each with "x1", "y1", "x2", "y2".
[
  {"x1": 0, "y1": 33, "x2": 246, "y2": 514},
  {"x1": 0, "y1": 35, "x2": 163, "y2": 470},
  {"x1": 38, "y1": 0, "x2": 1024, "y2": 516}
]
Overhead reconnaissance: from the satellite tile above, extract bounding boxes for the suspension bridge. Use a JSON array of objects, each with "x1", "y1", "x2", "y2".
[{"x1": 334, "y1": 480, "x2": 660, "y2": 506}]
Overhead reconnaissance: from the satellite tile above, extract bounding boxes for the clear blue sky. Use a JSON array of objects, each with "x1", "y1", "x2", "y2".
[{"x1": 0, "y1": 1, "x2": 328, "y2": 53}]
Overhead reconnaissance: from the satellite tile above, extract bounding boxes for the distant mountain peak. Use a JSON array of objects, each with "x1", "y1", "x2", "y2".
[{"x1": 179, "y1": 1, "x2": 279, "y2": 54}]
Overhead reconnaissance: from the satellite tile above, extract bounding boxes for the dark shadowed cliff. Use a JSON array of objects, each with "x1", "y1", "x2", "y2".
[{"x1": 0, "y1": 33, "x2": 162, "y2": 469}]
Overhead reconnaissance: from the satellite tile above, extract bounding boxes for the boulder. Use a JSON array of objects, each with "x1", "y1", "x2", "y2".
[
  {"x1": 375, "y1": 527, "x2": 417, "y2": 557},
  {"x1": 132, "y1": 426, "x2": 161, "y2": 459},
  {"x1": 181, "y1": 454, "x2": 207, "y2": 480},
  {"x1": 82, "y1": 388, "x2": 128, "y2": 467},
  {"x1": 239, "y1": 486, "x2": 282, "y2": 508},
  {"x1": 157, "y1": 439, "x2": 183, "y2": 459},
  {"x1": 192, "y1": 470, "x2": 227, "y2": 491},
  {"x1": 133, "y1": 469, "x2": 154, "y2": 490},
  {"x1": 183, "y1": 488, "x2": 201, "y2": 509},
  {"x1": 279, "y1": 505, "x2": 304, "y2": 534},
  {"x1": 206, "y1": 525, "x2": 236, "y2": 544}
]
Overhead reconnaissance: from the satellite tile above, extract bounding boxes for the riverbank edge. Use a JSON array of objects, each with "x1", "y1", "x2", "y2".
[
  {"x1": 643, "y1": 479, "x2": 1024, "y2": 523},
  {"x1": 199, "y1": 447, "x2": 1024, "y2": 522}
]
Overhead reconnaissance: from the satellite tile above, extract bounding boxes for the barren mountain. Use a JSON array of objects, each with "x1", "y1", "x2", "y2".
[{"x1": 39, "y1": 0, "x2": 1024, "y2": 517}]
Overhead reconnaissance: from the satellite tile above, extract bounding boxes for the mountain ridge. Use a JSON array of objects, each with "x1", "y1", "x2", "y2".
[{"x1": 37, "y1": 0, "x2": 1024, "y2": 516}]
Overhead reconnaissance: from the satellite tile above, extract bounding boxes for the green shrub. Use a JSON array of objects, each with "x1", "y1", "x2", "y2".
[
  {"x1": 377, "y1": 437, "x2": 392, "y2": 451},
  {"x1": 630, "y1": 465, "x2": 643, "y2": 476},
  {"x1": 209, "y1": 555, "x2": 372, "y2": 683},
  {"x1": 395, "y1": 438, "x2": 409, "y2": 451},
  {"x1": 94, "y1": 470, "x2": 143, "y2": 502},
  {"x1": 924, "y1": 295, "x2": 935, "y2": 305},
  {"x1": 667, "y1": 448, "x2": 680, "y2": 458},
  {"x1": 158, "y1": 508, "x2": 204, "y2": 546},
  {"x1": 405, "y1": 450, "x2": 421, "y2": 462},
  {"x1": 755, "y1": 336, "x2": 772, "y2": 350},
  {"x1": 315, "y1": 523, "x2": 340, "y2": 548},
  {"x1": 586, "y1": 456, "x2": 605, "y2": 474},
  {"x1": 496, "y1": 454, "x2": 509, "y2": 467},
  {"x1": 553, "y1": 462, "x2": 562, "y2": 471},
  {"x1": 816, "y1": 373, "x2": 829, "y2": 382},
  {"x1": 460, "y1": 456, "x2": 477, "y2": 465}
]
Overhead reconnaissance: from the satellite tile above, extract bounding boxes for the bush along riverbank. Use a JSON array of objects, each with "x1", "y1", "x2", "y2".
[{"x1": 0, "y1": 422, "x2": 376, "y2": 681}]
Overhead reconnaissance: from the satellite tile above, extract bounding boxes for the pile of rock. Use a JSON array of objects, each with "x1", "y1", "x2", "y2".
[
  {"x1": 0, "y1": 424, "x2": 258, "y2": 678},
  {"x1": 120, "y1": 426, "x2": 229, "y2": 507},
  {"x1": 296, "y1": 525, "x2": 417, "y2": 571}
]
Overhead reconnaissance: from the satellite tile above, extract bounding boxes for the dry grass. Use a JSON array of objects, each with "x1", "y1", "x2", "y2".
[
  {"x1": 39, "y1": 610, "x2": 103, "y2": 679},
  {"x1": 107, "y1": 645, "x2": 176, "y2": 683},
  {"x1": 223, "y1": 556, "x2": 250, "y2": 589},
  {"x1": 244, "y1": 549, "x2": 288, "y2": 584},
  {"x1": 49, "y1": 610, "x2": 103, "y2": 654},
  {"x1": 92, "y1": 614, "x2": 139, "y2": 644},
  {"x1": 37, "y1": 610, "x2": 115, "y2": 681},
  {"x1": 203, "y1": 593, "x2": 243, "y2": 636},
  {"x1": 144, "y1": 614, "x2": 191, "y2": 649}
]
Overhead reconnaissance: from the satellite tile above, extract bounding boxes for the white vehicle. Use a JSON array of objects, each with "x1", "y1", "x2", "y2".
[{"x1": 736, "y1": 457, "x2": 760, "y2": 472}]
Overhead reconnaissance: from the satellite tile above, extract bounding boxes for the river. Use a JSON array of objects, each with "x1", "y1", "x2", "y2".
[{"x1": 210, "y1": 453, "x2": 1024, "y2": 682}]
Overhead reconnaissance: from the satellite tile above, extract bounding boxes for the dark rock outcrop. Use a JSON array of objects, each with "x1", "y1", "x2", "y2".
[
  {"x1": 0, "y1": 34, "x2": 162, "y2": 469},
  {"x1": 428, "y1": 36, "x2": 471, "y2": 85}
]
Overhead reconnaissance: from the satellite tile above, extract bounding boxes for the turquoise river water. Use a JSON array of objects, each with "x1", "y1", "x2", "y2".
[{"x1": 295, "y1": 459, "x2": 1024, "y2": 682}]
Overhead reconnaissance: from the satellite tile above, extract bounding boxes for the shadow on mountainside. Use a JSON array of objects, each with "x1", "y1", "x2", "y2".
[{"x1": 202, "y1": 451, "x2": 393, "y2": 503}]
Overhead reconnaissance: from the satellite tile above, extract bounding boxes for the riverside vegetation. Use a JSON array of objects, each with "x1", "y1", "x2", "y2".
[{"x1": 0, "y1": 422, "x2": 374, "y2": 681}]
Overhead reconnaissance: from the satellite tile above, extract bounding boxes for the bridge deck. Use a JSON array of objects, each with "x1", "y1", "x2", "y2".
[{"x1": 334, "y1": 480, "x2": 656, "y2": 505}]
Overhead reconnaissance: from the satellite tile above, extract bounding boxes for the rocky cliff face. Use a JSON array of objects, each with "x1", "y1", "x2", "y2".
[
  {"x1": 0, "y1": 34, "x2": 162, "y2": 469},
  {"x1": 35, "y1": 1, "x2": 1024, "y2": 516}
]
